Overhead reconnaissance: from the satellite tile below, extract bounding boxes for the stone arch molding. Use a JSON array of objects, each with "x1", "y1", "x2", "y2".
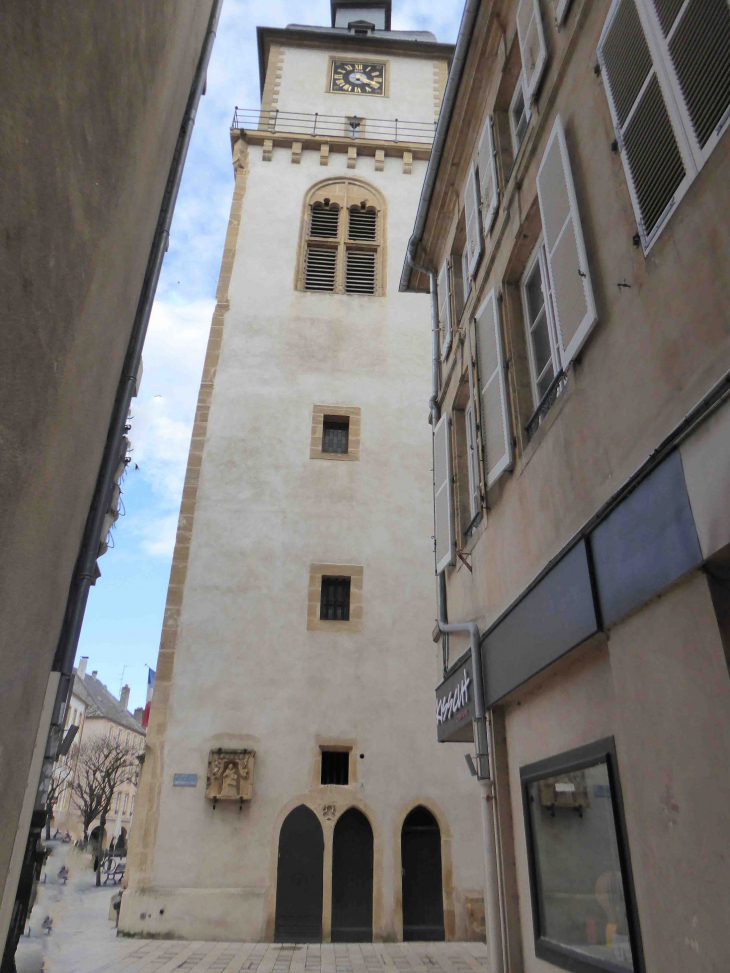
[{"x1": 296, "y1": 177, "x2": 388, "y2": 295}]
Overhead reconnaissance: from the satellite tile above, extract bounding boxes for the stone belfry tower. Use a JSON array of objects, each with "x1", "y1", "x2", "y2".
[{"x1": 122, "y1": 1, "x2": 485, "y2": 944}]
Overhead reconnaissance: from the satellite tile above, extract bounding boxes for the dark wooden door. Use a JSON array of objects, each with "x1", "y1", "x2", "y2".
[
  {"x1": 274, "y1": 805, "x2": 324, "y2": 943},
  {"x1": 401, "y1": 807, "x2": 445, "y2": 941},
  {"x1": 331, "y1": 808, "x2": 374, "y2": 942}
]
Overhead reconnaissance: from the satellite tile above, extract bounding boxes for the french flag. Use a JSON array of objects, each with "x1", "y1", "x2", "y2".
[{"x1": 142, "y1": 667, "x2": 155, "y2": 728}]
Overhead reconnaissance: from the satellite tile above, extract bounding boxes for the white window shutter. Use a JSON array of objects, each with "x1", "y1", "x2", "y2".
[
  {"x1": 437, "y1": 259, "x2": 453, "y2": 355},
  {"x1": 552, "y1": 0, "x2": 572, "y2": 25},
  {"x1": 536, "y1": 115, "x2": 597, "y2": 367},
  {"x1": 477, "y1": 115, "x2": 499, "y2": 234},
  {"x1": 516, "y1": 0, "x2": 548, "y2": 100},
  {"x1": 464, "y1": 163, "x2": 483, "y2": 277},
  {"x1": 433, "y1": 414, "x2": 456, "y2": 573},
  {"x1": 598, "y1": 0, "x2": 692, "y2": 251},
  {"x1": 474, "y1": 288, "x2": 513, "y2": 489},
  {"x1": 464, "y1": 400, "x2": 481, "y2": 519}
]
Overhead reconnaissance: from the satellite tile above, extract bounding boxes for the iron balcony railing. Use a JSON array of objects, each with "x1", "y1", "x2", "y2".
[{"x1": 231, "y1": 107, "x2": 436, "y2": 145}]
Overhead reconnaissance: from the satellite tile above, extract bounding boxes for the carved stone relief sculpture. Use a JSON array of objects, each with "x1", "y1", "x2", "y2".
[{"x1": 206, "y1": 749, "x2": 255, "y2": 803}]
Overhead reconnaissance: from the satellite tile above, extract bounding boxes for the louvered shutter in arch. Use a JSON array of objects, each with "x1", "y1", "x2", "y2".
[
  {"x1": 474, "y1": 289, "x2": 513, "y2": 489},
  {"x1": 476, "y1": 116, "x2": 499, "y2": 234},
  {"x1": 305, "y1": 247, "x2": 337, "y2": 291},
  {"x1": 310, "y1": 204, "x2": 340, "y2": 238},
  {"x1": 536, "y1": 116, "x2": 597, "y2": 367},
  {"x1": 516, "y1": 0, "x2": 548, "y2": 100},
  {"x1": 348, "y1": 206, "x2": 378, "y2": 240},
  {"x1": 437, "y1": 259, "x2": 453, "y2": 355},
  {"x1": 345, "y1": 250, "x2": 376, "y2": 294},
  {"x1": 433, "y1": 414, "x2": 456, "y2": 574},
  {"x1": 648, "y1": 0, "x2": 730, "y2": 164},
  {"x1": 598, "y1": 0, "x2": 692, "y2": 251},
  {"x1": 464, "y1": 164, "x2": 483, "y2": 277}
]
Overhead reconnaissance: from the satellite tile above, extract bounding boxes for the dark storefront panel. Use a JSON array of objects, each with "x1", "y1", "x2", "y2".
[{"x1": 482, "y1": 541, "x2": 599, "y2": 707}]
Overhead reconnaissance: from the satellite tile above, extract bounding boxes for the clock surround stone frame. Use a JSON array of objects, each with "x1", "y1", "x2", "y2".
[{"x1": 326, "y1": 55, "x2": 389, "y2": 98}]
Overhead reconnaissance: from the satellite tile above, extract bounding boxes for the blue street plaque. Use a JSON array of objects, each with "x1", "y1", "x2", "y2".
[{"x1": 173, "y1": 773, "x2": 198, "y2": 787}]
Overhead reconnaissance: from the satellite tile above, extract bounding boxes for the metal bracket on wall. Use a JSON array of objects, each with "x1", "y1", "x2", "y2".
[{"x1": 457, "y1": 551, "x2": 473, "y2": 572}]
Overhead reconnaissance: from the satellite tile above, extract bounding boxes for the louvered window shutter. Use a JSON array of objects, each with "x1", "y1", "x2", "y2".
[
  {"x1": 310, "y1": 203, "x2": 340, "y2": 238},
  {"x1": 433, "y1": 414, "x2": 456, "y2": 573},
  {"x1": 464, "y1": 164, "x2": 483, "y2": 278},
  {"x1": 474, "y1": 289, "x2": 513, "y2": 488},
  {"x1": 647, "y1": 0, "x2": 730, "y2": 164},
  {"x1": 305, "y1": 247, "x2": 337, "y2": 291},
  {"x1": 516, "y1": 0, "x2": 548, "y2": 100},
  {"x1": 348, "y1": 207, "x2": 378, "y2": 240},
  {"x1": 477, "y1": 116, "x2": 499, "y2": 234},
  {"x1": 598, "y1": 0, "x2": 692, "y2": 250},
  {"x1": 536, "y1": 116, "x2": 597, "y2": 367},
  {"x1": 553, "y1": 0, "x2": 573, "y2": 25},
  {"x1": 345, "y1": 250, "x2": 376, "y2": 294},
  {"x1": 437, "y1": 259, "x2": 453, "y2": 355}
]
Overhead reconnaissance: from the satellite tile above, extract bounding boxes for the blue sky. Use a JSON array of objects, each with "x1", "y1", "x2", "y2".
[{"x1": 76, "y1": 0, "x2": 462, "y2": 711}]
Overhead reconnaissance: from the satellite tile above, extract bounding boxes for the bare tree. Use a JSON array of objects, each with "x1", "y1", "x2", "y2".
[
  {"x1": 70, "y1": 735, "x2": 138, "y2": 884},
  {"x1": 45, "y1": 762, "x2": 73, "y2": 840}
]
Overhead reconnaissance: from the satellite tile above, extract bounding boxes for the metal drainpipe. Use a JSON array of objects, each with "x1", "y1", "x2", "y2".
[
  {"x1": 407, "y1": 250, "x2": 504, "y2": 973},
  {"x1": 51, "y1": 0, "x2": 224, "y2": 682}
]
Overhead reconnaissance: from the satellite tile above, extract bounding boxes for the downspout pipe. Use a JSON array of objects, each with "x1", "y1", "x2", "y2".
[
  {"x1": 52, "y1": 0, "x2": 224, "y2": 682},
  {"x1": 407, "y1": 251, "x2": 504, "y2": 973},
  {"x1": 399, "y1": 0, "x2": 482, "y2": 292}
]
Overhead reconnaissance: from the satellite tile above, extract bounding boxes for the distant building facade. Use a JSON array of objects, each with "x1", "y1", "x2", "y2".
[
  {"x1": 123, "y1": 0, "x2": 489, "y2": 945},
  {"x1": 403, "y1": 1, "x2": 730, "y2": 972},
  {"x1": 52, "y1": 658, "x2": 145, "y2": 845}
]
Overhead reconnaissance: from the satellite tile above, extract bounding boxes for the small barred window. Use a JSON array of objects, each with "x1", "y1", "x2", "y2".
[{"x1": 300, "y1": 180, "x2": 384, "y2": 295}]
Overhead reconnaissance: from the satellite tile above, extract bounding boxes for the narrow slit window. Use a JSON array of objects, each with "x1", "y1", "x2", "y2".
[
  {"x1": 320, "y1": 576, "x2": 351, "y2": 621},
  {"x1": 321, "y1": 750, "x2": 349, "y2": 785},
  {"x1": 322, "y1": 416, "x2": 350, "y2": 454}
]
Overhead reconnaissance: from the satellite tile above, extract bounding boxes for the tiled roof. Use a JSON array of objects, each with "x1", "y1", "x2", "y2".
[{"x1": 73, "y1": 670, "x2": 145, "y2": 734}]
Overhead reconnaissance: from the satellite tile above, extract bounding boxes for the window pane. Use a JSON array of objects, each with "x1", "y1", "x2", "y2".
[
  {"x1": 525, "y1": 261, "x2": 544, "y2": 324},
  {"x1": 323, "y1": 418, "x2": 349, "y2": 454},
  {"x1": 527, "y1": 761, "x2": 635, "y2": 970},
  {"x1": 531, "y1": 311, "x2": 553, "y2": 381}
]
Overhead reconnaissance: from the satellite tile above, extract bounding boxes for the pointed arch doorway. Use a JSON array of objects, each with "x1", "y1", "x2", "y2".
[
  {"x1": 401, "y1": 806, "x2": 445, "y2": 941},
  {"x1": 274, "y1": 805, "x2": 324, "y2": 943},
  {"x1": 331, "y1": 808, "x2": 374, "y2": 942}
]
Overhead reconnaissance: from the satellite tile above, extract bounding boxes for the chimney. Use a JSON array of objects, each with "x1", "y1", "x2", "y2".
[
  {"x1": 77, "y1": 657, "x2": 89, "y2": 679},
  {"x1": 120, "y1": 685, "x2": 131, "y2": 711},
  {"x1": 91, "y1": 670, "x2": 98, "y2": 679},
  {"x1": 133, "y1": 707, "x2": 145, "y2": 724}
]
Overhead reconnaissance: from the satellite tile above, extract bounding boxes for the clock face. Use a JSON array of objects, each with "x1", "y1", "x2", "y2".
[{"x1": 330, "y1": 60, "x2": 385, "y2": 96}]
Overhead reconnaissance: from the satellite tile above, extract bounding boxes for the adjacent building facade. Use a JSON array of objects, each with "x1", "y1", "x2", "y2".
[
  {"x1": 404, "y1": 1, "x2": 730, "y2": 972},
  {"x1": 0, "y1": 1, "x2": 219, "y2": 961},
  {"x1": 122, "y1": 0, "x2": 490, "y2": 944},
  {"x1": 52, "y1": 658, "x2": 146, "y2": 845}
]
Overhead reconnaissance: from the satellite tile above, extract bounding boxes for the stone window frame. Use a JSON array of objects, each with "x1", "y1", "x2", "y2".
[
  {"x1": 307, "y1": 564, "x2": 363, "y2": 633},
  {"x1": 296, "y1": 177, "x2": 387, "y2": 296},
  {"x1": 310, "y1": 405, "x2": 361, "y2": 462}
]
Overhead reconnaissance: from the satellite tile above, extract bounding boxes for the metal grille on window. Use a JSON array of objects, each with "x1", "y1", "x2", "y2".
[
  {"x1": 305, "y1": 246, "x2": 337, "y2": 291},
  {"x1": 320, "y1": 576, "x2": 351, "y2": 621},
  {"x1": 322, "y1": 417, "x2": 349, "y2": 454},
  {"x1": 310, "y1": 203, "x2": 340, "y2": 238},
  {"x1": 345, "y1": 250, "x2": 376, "y2": 294},
  {"x1": 321, "y1": 750, "x2": 349, "y2": 785},
  {"x1": 348, "y1": 206, "x2": 377, "y2": 240}
]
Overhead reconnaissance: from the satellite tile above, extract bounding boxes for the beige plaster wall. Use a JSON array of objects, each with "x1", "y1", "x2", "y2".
[
  {"x1": 274, "y1": 44, "x2": 445, "y2": 125},
  {"x1": 123, "y1": 43, "x2": 485, "y2": 942},
  {"x1": 0, "y1": 0, "x2": 215, "y2": 923}
]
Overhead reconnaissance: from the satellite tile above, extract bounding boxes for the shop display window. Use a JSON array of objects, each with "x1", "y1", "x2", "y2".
[{"x1": 521, "y1": 738, "x2": 644, "y2": 973}]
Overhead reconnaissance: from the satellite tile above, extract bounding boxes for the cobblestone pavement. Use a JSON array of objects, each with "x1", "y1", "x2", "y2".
[
  {"x1": 78, "y1": 941, "x2": 490, "y2": 973},
  {"x1": 17, "y1": 843, "x2": 489, "y2": 973}
]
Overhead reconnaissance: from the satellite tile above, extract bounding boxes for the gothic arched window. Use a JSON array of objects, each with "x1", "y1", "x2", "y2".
[{"x1": 298, "y1": 179, "x2": 385, "y2": 296}]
